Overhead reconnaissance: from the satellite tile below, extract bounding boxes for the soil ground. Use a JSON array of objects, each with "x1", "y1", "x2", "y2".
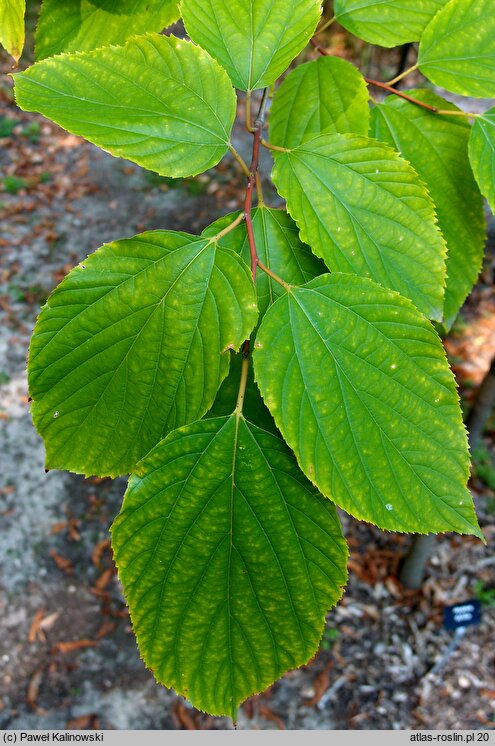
[{"x1": 1, "y1": 38, "x2": 495, "y2": 731}]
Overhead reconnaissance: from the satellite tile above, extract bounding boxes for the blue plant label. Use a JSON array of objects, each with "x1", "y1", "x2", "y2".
[{"x1": 443, "y1": 599, "x2": 482, "y2": 630}]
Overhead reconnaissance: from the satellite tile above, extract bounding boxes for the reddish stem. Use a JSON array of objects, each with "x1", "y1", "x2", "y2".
[
  {"x1": 244, "y1": 124, "x2": 262, "y2": 281},
  {"x1": 364, "y1": 77, "x2": 438, "y2": 112},
  {"x1": 240, "y1": 91, "x2": 267, "y2": 362},
  {"x1": 310, "y1": 37, "x2": 439, "y2": 114}
]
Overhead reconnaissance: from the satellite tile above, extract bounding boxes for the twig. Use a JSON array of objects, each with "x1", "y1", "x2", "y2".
[
  {"x1": 365, "y1": 77, "x2": 439, "y2": 112},
  {"x1": 385, "y1": 64, "x2": 418, "y2": 86},
  {"x1": 244, "y1": 89, "x2": 269, "y2": 281},
  {"x1": 310, "y1": 37, "x2": 478, "y2": 117}
]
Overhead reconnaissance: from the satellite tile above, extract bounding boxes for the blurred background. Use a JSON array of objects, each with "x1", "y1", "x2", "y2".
[{"x1": 1, "y1": 1, "x2": 494, "y2": 730}]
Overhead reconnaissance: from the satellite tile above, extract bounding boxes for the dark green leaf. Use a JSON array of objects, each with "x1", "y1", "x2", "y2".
[
  {"x1": 112, "y1": 414, "x2": 348, "y2": 717},
  {"x1": 28, "y1": 231, "x2": 257, "y2": 477}
]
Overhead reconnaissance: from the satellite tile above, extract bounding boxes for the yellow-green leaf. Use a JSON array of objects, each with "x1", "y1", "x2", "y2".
[
  {"x1": 254, "y1": 273, "x2": 482, "y2": 539},
  {"x1": 36, "y1": 0, "x2": 180, "y2": 59},
  {"x1": 334, "y1": 0, "x2": 448, "y2": 46},
  {"x1": 371, "y1": 90, "x2": 485, "y2": 329},
  {"x1": 180, "y1": 0, "x2": 321, "y2": 91},
  {"x1": 269, "y1": 56, "x2": 370, "y2": 148},
  {"x1": 15, "y1": 34, "x2": 236, "y2": 178},
  {"x1": 272, "y1": 134, "x2": 447, "y2": 320},
  {"x1": 469, "y1": 106, "x2": 495, "y2": 215},
  {"x1": 0, "y1": 0, "x2": 25, "y2": 62},
  {"x1": 418, "y1": 0, "x2": 495, "y2": 97}
]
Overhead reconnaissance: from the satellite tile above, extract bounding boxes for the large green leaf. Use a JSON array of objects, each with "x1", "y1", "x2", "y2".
[
  {"x1": 36, "y1": 0, "x2": 180, "y2": 60},
  {"x1": 469, "y1": 106, "x2": 495, "y2": 214},
  {"x1": 370, "y1": 90, "x2": 485, "y2": 329},
  {"x1": 15, "y1": 34, "x2": 236, "y2": 178},
  {"x1": 202, "y1": 207, "x2": 325, "y2": 318},
  {"x1": 418, "y1": 0, "x2": 495, "y2": 98},
  {"x1": 334, "y1": 0, "x2": 448, "y2": 47},
  {"x1": 0, "y1": 0, "x2": 25, "y2": 62},
  {"x1": 269, "y1": 57, "x2": 370, "y2": 148},
  {"x1": 253, "y1": 273, "x2": 482, "y2": 539},
  {"x1": 180, "y1": 0, "x2": 321, "y2": 91},
  {"x1": 272, "y1": 134, "x2": 447, "y2": 320},
  {"x1": 28, "y1": 231, "x2": 257, "y2": 477},
  {"x1": 111, "y1": 414, "x2": 348, "y2": 717}
]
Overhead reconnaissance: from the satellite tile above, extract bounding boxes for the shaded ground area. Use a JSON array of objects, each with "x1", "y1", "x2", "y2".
[{"x1": 1, "y1": 63, "x2": 495, "y2": 731}]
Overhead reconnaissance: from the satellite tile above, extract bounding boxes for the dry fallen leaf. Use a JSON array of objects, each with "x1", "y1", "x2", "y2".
[
  {"x1": 66, "y1": 714, "x2": 98, "y2": 730},
  {"x1": 26, "y1": 667, "x2": 48, "y2": 715},
  {"x1": 171, "y1": 700, "x2": 200, "y2": 730},
  {"x1": 49, "y1": 549, "x2": 73, "y2": 575},
  {"x1": 28, "y1": 608, "x2": 47, "y2": 643},
  {"x1": 258, "y1": 704, "x2": 285, "y2": 730},
  {"x1": 95, "y1": 621, "x2": 116, "y2": 639},
  {"x1": 39, "y1": 610, "x2": 61, "y2": 633},
  {"x1": 304, "y1": 661, "x2": 333, "y2": 707},
  {"x1": 52, "y1": 639, "x2": 97, "y2": 654},
  {"x1": 91, "y1": 538, "x2": 111, "y2": 569},
  {"x1": 94, "y1": 568, "x2": 114, "y2": 591}
]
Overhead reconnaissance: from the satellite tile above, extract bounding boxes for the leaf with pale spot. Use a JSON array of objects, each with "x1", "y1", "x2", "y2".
[
  {"x1": 180, "y1": 0, "x2": 321, "y2": 91},
  {"x1": 28, "y1": 231, "x2": 257, "y2": 477},
  {"x1": 111, "y1": 414, "x2": 348, "y2": 717},
  {"x1": 36, "y1": 0, "x2": 180, "y2": 59},
  {"x1": 272, "y1": 133, "x2": 447, "y2": 320},
  {"x1": 418, "y1": 0, "x2": 495, "y2": 97},
  {"x1": 334, "y1": 0, "x2": 448, "y2": 46},
  {"x1": 469, "y1": 106, "x2": 495, "y2": 215},
  {"x1": 370, "y1": 90, "x2": 485, "y2": 329},
  {"x1": 269, "y1": 56, "x2": 370, "y2": 148},
  {"x1": 253, "y1": 273, "x2": 482, "y2": 539},
  {"x1": 15, "y1": 34, "x2": 236, "y2": 178},
  {"x1": 0, "y1": 0, "x2": 25, "y2": 61}
]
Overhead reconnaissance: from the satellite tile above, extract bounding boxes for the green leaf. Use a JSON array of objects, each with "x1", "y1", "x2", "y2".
[
  {"x1": 36, "y1": 0, "x2": 180, "y2": 60},
  {"x1": 334, "y1": 0, "x2": 448, "y2": 46},
  {"x1": 15, "y1": 34, "x2": 236, "y2": 178},
  {"x1": 253, "y1": 273, "x2": 482, "y2": 539},
  {"x1": 180, "y1": 0, "x2": 321, "y2": 91},
  {"x1": 0, "y1": 0, "x2": 25, "y2": 62},
  {"x1": 469, "y1": 106, "x2": 495, "y2": 214},
  {"x1": 205, "y1": 351, "x2": 279, "y2": 435},
  {"x1": 28, "y1": 231, "x2": 258, "y2": 477},
  {"x1": 370, "y1": 90, "x2": 485, "y2": 329},
  {"x1": 269, "y1": 57, "x2": 370, "y2": 148},
  {"x1": 272, "y1": 134, "x2": 447, "y2": 320},
  {"x1": 111, "y1": 414, "x2": 348, "y2": 717},
  {"x1": 418, "y1": 0, "x2": 495, "y2": 98},
  {"x1": 202, "y1": 207, "x2": 325, "y2": 318}
]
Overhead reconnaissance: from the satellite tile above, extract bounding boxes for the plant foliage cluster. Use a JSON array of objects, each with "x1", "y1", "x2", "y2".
[{"x1": 2, "y1": 0, "x2": 494, "y2": 718}]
